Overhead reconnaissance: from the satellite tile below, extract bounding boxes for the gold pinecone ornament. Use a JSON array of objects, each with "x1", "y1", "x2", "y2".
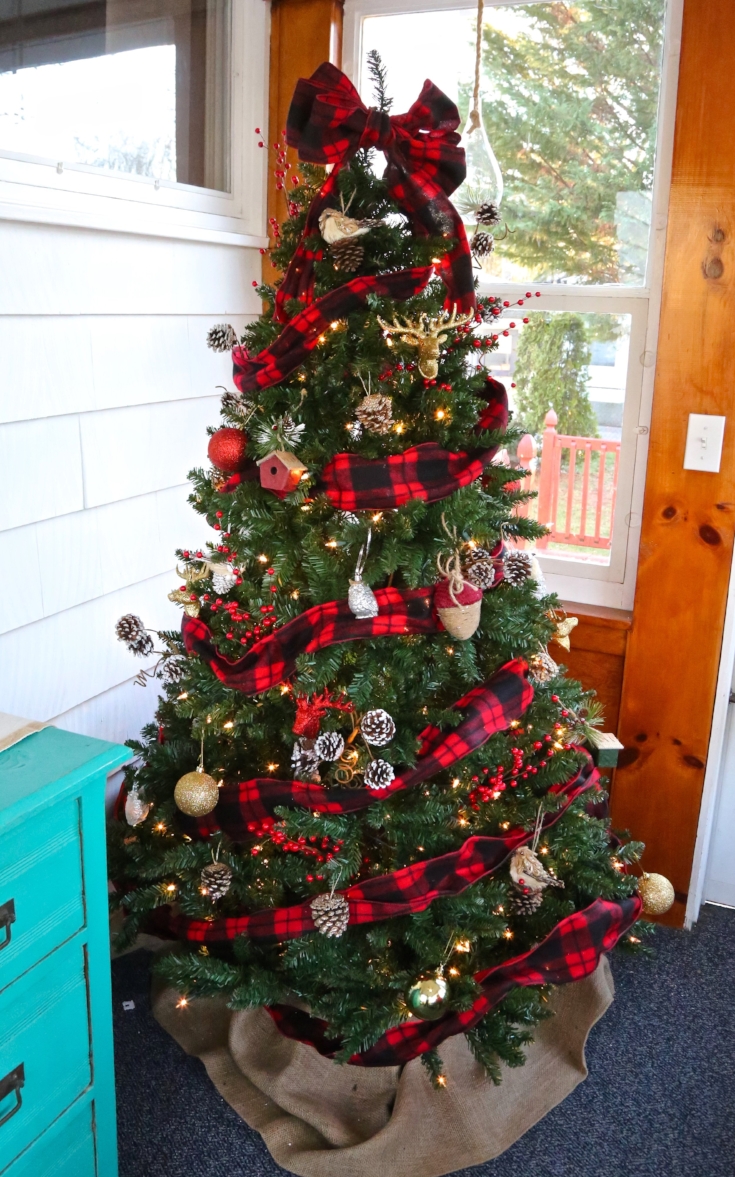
[
  {"x1": 638, "y1": 872, "x2": 675, "y2": 915},
  {"x1": 528, "y1": 649, "x2": 559, "y2": 684},
  {"x1": 310, "y1": 891, "x2": 350, "y2": 937},
  {"x1": 201, "y1": 861, "x2": 233, "y2": 900},
  {"x1": 355, "y1": 394, "x2": 394, "y2": 435}
]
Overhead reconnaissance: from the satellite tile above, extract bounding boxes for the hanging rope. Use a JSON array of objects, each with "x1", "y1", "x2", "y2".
[{"x1": 467, "y1": 0, "x2": 485, "y2": 134}]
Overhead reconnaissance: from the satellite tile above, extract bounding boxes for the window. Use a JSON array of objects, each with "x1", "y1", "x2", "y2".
[
  {"x1": 0, "y1": 0, "x2": 268, "y2": 243},
  {"x1": 344, "y1": 0, "x2": 682, "y2": 609}
]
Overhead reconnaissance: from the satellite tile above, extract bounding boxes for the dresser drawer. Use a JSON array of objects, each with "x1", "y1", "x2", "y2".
[
  {"x1": 0, "y1": 940, "x2": 91, "y2": 1172},
  {"x1": 4, "y1": 1100, "x2": 96, "y2": 1177},
  {"x1": 0, "y1": 798, "x2": 84, "y2": 994}
]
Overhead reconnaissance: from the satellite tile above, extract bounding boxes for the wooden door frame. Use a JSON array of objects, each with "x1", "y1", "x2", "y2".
[{"x1": 266, "y1": 0, "x2": 735, "y2": 928}]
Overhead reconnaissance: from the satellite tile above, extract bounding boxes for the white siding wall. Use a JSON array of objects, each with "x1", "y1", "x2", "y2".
[{"x1": 0, "y1": 218, "x2": 260, "y2": 743}]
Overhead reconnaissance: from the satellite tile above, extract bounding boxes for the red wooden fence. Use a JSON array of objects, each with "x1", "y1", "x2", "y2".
[{"x1": 514, "y1": 410, "x2": 621, "y2": 552}]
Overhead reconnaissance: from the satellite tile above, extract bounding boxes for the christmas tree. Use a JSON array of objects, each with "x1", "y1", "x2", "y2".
[{"x1": 110, "y1": 59, "x2": 654, "y2": 1085}]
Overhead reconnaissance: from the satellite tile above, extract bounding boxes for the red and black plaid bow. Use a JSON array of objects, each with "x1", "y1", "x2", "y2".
[
  {"x1": 177, "y1": 659, "x2": 532, "y2": 839},
  {"x1": 155, "y1": 755, "x2": 599, "y2": 946},
  {"x1": 267, "y1": 896, "x2": 641, "y2": 1065},
  {"x1": 275, "y1": 62, "x2": 475, "y2": 323},
  {"x1": 233, "y1": 267, "x2": 432, "y2": 394}
]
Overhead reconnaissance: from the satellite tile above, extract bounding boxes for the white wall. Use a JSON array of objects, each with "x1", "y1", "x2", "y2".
[{"x1": 0, "y1": 218, "x2": 260, "y2": 744}]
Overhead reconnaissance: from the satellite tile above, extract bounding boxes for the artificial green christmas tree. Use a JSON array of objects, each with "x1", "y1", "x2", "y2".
[{"x1": 109, "y1": 57, "x2": 653, "y2": 1087}]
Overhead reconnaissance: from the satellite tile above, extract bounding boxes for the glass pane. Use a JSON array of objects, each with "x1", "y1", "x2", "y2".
[
  {"x1": 485, "y1": 311, "x2": 632, "y2": 565},
  {"x1": 361, "y1": 0, "x2": 666, "y2": 285},
  {"x1": 0, "y1": 0, "x2": 230, "y2": 191}
]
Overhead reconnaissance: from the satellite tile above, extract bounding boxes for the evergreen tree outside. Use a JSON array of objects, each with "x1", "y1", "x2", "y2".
[
  {"x1": 109, "y1": 58, "x2": 647, "y2": 1084},
  {"x1": 477, "y1": 0, "x2": 666, "y2": 284},
  {"x1": 513, "y1": 312, "x2": 598, "y2": 438}
]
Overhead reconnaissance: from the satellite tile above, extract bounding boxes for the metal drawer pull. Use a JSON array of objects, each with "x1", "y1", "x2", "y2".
[
  {"x1": 0, "y1": 899, "x2": 15, "y2": 951},
  {"x1": 0, "y1": 1064, "x2": 24, "y2": 1128}
]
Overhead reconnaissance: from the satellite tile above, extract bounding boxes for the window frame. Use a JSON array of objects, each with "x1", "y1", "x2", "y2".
[
  {"x1": 344, "y1": 0, "x2": 684, "y2": 610},
  {"x1": 0, "y1": 0, "x2": 269, "y2": 248}
]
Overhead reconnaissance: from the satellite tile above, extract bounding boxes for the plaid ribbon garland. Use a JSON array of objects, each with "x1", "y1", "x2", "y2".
[
  {"x1": 177, "y1": 659, "x2": 533, "y2": 839},
  {"x1": 155, "y1": 755, "x2": 598, "y2": 945},
  {"x1": 233, "y1": 267, "x2": 432, "y2": 394},
  {"x1": 267, "y1": 896, "x2": 642, "y2": 1066},
  {"x1": 275, "y1": 62, "x2": 475, "y2": 324}
]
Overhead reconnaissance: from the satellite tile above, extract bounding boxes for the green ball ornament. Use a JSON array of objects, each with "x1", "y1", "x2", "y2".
[{"x1": 407, "y1": 972, "x2": 449, "y2": 1020}]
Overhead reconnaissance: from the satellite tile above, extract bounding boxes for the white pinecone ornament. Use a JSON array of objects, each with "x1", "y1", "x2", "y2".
[
  {"x1": 201, "y1": 861, "x2": 233, "y2": 900},
  {"x1": 355, "y1": 394, "x2": 393, "y2": 435},
  {"x1": 364, "y1": 759, "x2": 395, "y2": 790},
  {"x1": 503, "y1": 550, "x2": 534, "y2": 587},
  {"x1": 207, "y1": 563, "x2": 238, "y2": 595},
  {"x1": 528, "y1": 649, "x2": 559, "y2": 684},
  {"x1": 314, "y1": 731, "x2": 345, "y2": 762},
  {"x1": 206, "y1": 323, "x2": 238, "y2": 352},
  {"x1": 360, "y1": 709, "x2": 396, "y2": 747},
  {"x1": 291, "y1": 740, "x2": 321, "y2": 781},
  {"x1": 116, "y1": 614, "x2": 154, "y2": 657},
  {"x1": 310, "y1": 891, "x2": 350, "y2": 937},
  {"x1": 464, "y1": 548, "x2": 496, "y2": 590}
]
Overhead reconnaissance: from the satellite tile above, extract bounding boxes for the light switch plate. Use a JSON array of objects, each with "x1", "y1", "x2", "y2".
[{"x1": 683, "y1": 413, "x2": 726, "y2": 473}]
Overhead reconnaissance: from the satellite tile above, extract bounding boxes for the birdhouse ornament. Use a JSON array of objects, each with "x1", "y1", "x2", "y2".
[{"x1": 257, "y1": 450, "x2": 307, "y2": 497}]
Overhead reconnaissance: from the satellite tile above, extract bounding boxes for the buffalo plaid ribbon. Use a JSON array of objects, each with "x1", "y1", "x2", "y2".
[
  {"x1": 182, "y1": 580, "x2": 510, "y2": 695},
  {"x1": 177, "y1": 659, "x2": 533, "y2": 839},
  {"x1": 319, "y1": 377, "x2": 508, "y2": 508},
  {"x1": 154, "y1": 755, "x2": 599, "y2": 945},
  {"x1": 233, "y1": 267, "x2": 432, "y2": 394},
  {"x1": 274, "y1": 62, "x2": 474, "y2": 324},
  {"x1": 219, "y1": 376, "x2": 509, "y2": 507},
  {"x1": 267, "y1": 896, "x2": 641, "y2": 1065}
]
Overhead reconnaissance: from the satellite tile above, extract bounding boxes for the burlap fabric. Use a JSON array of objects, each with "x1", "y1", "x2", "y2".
[{"x1": 152, "y1": 956, "x2": 614, "y2": 1177}]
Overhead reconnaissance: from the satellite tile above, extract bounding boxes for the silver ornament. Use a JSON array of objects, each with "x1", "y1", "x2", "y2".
[
  {"x1": 125, "y1": 785, "x2": 150, "y2": 827},
  {"x1": 349, "y1": 529, "x2": 379, "y2": 619}
]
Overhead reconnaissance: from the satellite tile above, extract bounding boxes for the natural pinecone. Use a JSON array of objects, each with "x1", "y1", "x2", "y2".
[
  {"x1": 528, "y1": 649, "x2": 559, "y2": 684},
  {"x1": 206, "y1": 323, "x2": 238, "y2": 352},
  {"x1": 355, "y1": 394, "x2": 393, "y2": 435},
  {"x1": 464, "y1": 547, "x2": 496, "y2": 591},
  {"x1": 330, "y1": 237, "x2": 364, "y2": 272},
  {"x1": 160, "y1": 657, "x2": 187, "y2": 685},
  {"x1": 503, "y1": 550, "x2": 534, "y2": 587},
  {"x1": 291, "y1": 740, "x2": 321, "y2": 781},
  {"x1": 508, "y1": 883, "x2": 545, "y2": 915},
  {"x1": 310, "y1": 892, "x2": 350, "y2": 938},
  {"x1": 360, "y1": 709, "x2": 396, "y2": 747},
  {"x1": 364, "y1": 758, "x2": 395, "y2": 790},
  {"x1": 476, "y1": 201, "x2": 501, "y2": 226},
  {"x1": 314, "y1": 730, "x2": 345, "y2": 762},
  {"x1": 200, "y1": 861, "x2": 233, "y2": 900},
  {"x1": 115, "y1": 614, "x2": 154, "y2": 657},
  {"x1": 471, "y1": 231, "x2": 494, "y2": 259}
]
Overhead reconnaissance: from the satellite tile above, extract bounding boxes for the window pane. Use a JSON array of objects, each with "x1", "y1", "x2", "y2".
[
  {"x1": 361, "y1": 0, "x2": 666, "y2": 285},
  {"x1": 0, "y1": 0, "x2": 231, "y2": 191},
  {"x1": 485, "y1": 311, "x2": 632, "y2": 565}
]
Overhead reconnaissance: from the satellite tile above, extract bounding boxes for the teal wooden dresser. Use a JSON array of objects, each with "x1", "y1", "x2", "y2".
[{"x1": 0, "y1": 727, "x2": 130, "y2": 1177}]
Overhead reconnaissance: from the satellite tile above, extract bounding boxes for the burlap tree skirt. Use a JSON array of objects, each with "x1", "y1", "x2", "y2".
[{"x1": 152, "y1": 957, "x2": 614, "y2": 1177}]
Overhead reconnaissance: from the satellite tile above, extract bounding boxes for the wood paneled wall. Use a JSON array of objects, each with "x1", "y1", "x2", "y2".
[
  {"x1": 611, "y1": 0, "x2": 735, "y2": 926},
  {"x1": 560, "y1": 605, "x2": 631, "y2": 738}
]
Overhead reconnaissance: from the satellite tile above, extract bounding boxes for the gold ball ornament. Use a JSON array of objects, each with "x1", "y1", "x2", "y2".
[
  {"x1": 174, "y1": 770, "x2": 220, "y2": 817},
  {"x1": 638, "y1": 872, "x2": 675, "y2": 916},
  {"x1": 407, "y1": 972, "x2": 449, "y2": 1020}
]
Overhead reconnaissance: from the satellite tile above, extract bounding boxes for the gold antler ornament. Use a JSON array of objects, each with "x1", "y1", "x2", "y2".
[
  {"x1": 168, "y1": 563, "x2": 209, "y2": 618},
  {"x1": 377, "y1": 305, "x2": 475, "y2": 379}
]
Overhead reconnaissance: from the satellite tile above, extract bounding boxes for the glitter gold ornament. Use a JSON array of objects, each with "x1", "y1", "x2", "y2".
[
  {"x1": 377, "y1": 306, "x2": 475, "y2": 381},
  {"x1": 174, "y1": 770, "x2": 220, "y2": 817},
  {"x1": 407, "y1": 971, "x2": 449, "y2": 1020},
  {"x1": 638, "y1": 872, "x2": 675, "y2": 916},
  {"x1": 528, "y1": 649, "x2": 558, "y2": 684},
  {"x1": 550, "y1": 613, "x2": 579, "y2": 652}
]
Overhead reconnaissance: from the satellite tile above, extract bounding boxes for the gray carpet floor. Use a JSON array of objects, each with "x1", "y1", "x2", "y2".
[{"x1": 112, "y1": 903, "x2": 735, "y2": 1176}]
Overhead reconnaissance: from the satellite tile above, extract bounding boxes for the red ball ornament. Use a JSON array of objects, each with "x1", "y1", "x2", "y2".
[{"x1": 207, "y1": 428, "x2": 249, "y2": 473}]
